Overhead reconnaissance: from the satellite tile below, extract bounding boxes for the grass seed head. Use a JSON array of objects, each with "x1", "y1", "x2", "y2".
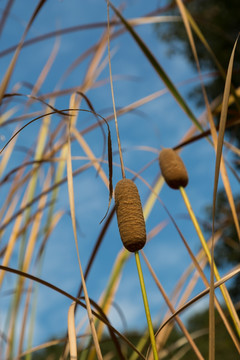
[
  {"x1": 159, "y1": 148, "x2": 188, "y2": 189},
  {"x1": 115, "y1": 178, "x2": 146, "y2": 252}
]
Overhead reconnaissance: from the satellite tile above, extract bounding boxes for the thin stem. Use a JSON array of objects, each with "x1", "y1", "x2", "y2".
[
  {"x1": 107, "y1": 0, "x2": 125, "y2": 178},
  {"x1": 135, "y1": 251, "x2": 158, "y2": 360}
]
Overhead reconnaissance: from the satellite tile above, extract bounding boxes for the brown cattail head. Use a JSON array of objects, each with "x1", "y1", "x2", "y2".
[
  {"x1": 159, "y1": 148, "x2": 188, "y2": 189},
  {"x1": 115, "y1": 178, "x2": 146, "y2": 252}
]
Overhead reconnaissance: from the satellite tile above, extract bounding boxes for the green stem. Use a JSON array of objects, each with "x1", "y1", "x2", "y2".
[{"x1": 135, "y1": 251, "x2": 158, "y2": 360}]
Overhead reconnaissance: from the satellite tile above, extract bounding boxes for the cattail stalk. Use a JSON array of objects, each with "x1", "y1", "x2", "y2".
[
  {"x1": 135, "y1": 251, "x2": 158, "y2": 360},
  {"x1": 115, "y1": 178, "x2": 158, "y2": 359}
]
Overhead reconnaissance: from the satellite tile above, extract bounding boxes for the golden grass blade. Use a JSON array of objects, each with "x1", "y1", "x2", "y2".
[
  {"x1": 21, "y1": 170, "x2": 51, "y2": 275},
  {"x1": 0, "y1": 195, "x2": 26, "y2": 287},
  {"x1": 83, "y1": 25, "x2": 109, "y2": 90},
  {"x1": 17, "y1": 280, "x2": 33, "y2": 358},
  {"x1": 67, "y1": 95, "x2": 103, "y2": 360},
  {"x1": 0, "y1": 106, "x2": 18, "y2": 126},
  {"x1": 68, "y1": 302, "x2": 78, "y2": 360},
  {"x1": 0, "y1": 126, "x2": 19, "y2": 177}
]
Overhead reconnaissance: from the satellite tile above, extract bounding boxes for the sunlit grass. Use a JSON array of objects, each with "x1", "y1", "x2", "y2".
[{"x1": 0, "y1": 1, "x2": 239, "y2": 359}]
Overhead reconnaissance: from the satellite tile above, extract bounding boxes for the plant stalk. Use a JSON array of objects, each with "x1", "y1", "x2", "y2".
[{"x1": 135, "y1": 251, "x2": 158, "y2": 360}]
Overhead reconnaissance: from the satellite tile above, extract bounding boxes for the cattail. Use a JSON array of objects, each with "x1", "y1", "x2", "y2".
[
  {"x1": 159, "y1": 148, "x2": 188, "y2": 189},
  {"x1": 115, "y1": 178, "x2": 146, "y2": 252}
]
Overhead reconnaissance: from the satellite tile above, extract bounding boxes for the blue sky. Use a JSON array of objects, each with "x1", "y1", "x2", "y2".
[{"x1": 0, "y1": 0, "x2": 238, "y2": 355}]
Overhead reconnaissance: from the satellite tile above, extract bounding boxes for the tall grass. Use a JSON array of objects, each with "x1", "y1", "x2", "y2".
[{"x1": 0, "y1": 1, "x2": 239, "y2": 359}]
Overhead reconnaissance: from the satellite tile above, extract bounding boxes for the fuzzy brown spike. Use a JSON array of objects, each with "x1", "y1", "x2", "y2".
[
  {"x1": 159, "y1": 148, "x2": 188, "y2": 189},
  {"x1": 115, "y1": 179, "x2": 146, "y2": 252}
]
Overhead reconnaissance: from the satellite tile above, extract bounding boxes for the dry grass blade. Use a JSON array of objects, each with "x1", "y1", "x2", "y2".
[
  {"x1": 71, "y1": 127, "x2": 109, "y2": 188},
  {"x1": 0, "y1": 5, "x2": 178, "y2": 58},
  {"x1": 28, "y1": 37, "x2": 60, "y2": 102},
  {"x1": 0, "y1": 192, "x2": 27, "y2": 287},
  {"x1": 107, "y1": 0, "x2": 125, "y2": 179},
  {"x1": 0, "y1": 0, "x2": 15, "y2": 36},
  {"x1": 0, "y1": 126, "x2": 19, "y2": 176},
  {"x1": 0, "y1": 265, "x2": 145, "y2": 358},
  {"x1": 185, "y1": 6, "x2": 240, "y2": 110},
  {"x1": 21, "y1": 170, "x2": 51, "y2": 275},
  {"x1": 71, "y1": 126, "x2": 113, "y2": 223},
  {"x1": 184, "y1": 5, "x2": 225, "y2": 79},
  {"x1": 81, "y1": 297, "x2": 125, "y2": 360},
  {"x1": 0, "y1": 162, "x2": 94, "y2": 234},
  {"x1": 0, "y1": 0, "x2": 47, "y2": 103},
  {"x1": 212, "y1": 35, "x2": 240, "y2": 240},
  {"x1": 157, "y1": 265, "x2": 240, "y2": 333},
  {"x1": 73, "y1": 92, "x2": 113, "y2": 220},
  {"x1": 109, "y1": 1, "x2": 204, "y2": 133},
  {"x1": 175, "y1": 1, "x2": 240, "y2": 346},
  {"x1": 68, "y1": 302, "x2": 78, "y2": 359},
  {"x1": 142, "y1": 251, "x2": 204, "y2": 360},
  {"x1": 67, "y1": 95, "x2": 103, "y2": 360}
]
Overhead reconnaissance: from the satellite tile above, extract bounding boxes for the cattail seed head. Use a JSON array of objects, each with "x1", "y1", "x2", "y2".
[
  {"x1": 115, "y1": 178, "x2": 146, "y2": 252},
  {"x1": 159, "y1": 148, "x2": 188, "y2": 189}
]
